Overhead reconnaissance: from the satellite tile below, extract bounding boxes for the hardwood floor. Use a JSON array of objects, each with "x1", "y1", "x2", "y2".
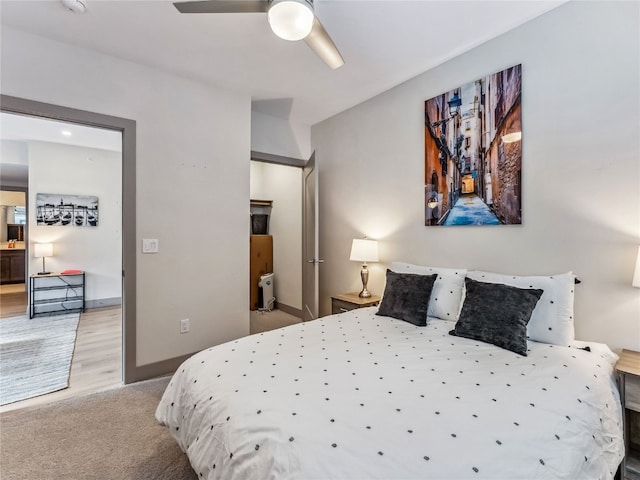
[
  {"x1": 0, "y1": 283, "x2": 26, "y2": 294},
  {"x1": 0, "y1": 289, "x2": 28, "y2": 319},
  {"x1": 0, "y1": 295, "x2": 122, "y2": 413}
]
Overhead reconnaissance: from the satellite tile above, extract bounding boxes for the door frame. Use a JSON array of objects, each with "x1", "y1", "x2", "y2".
[
  {"x1": 250, "y1": 150, "x2": 317, "y2": 320},
  {"x1": 302, "y1": 151, "x2": 318, "y2": 320},
  {"x1": 0, "y1": 94, "x2": 138, "y2": 384}
]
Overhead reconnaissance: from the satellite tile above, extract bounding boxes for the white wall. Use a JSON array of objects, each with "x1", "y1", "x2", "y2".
[
  {"x1": 1, "y1": 27, "x2": 252, "y2": 366},
  {"x1": 0, "y1": 140, "x2": 28, "y2": 188},
  {"x1": 312, "y1": 1, "x2": 640, "y2": 351},
  {"x1": 1, "y1": 140, "x2": 28, "y2": 168},
  {"x1": 250, "y1": 161, "x2": 302, "y2": 310},
  {"x1": 251, "y1": 110, "x2": 311, "y2": 160},
  {"x1": 28, "y1": 141, "x2": 122, "y2": 304},
  {"x1": 0, "y1": 190, "x2": 25, "y2": 206}
]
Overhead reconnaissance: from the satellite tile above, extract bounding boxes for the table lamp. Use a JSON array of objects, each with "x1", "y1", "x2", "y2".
[
  {"x1": 350, "y1": 238, "x2": 379, "y2": 298},
  {"x1": 34, "y1": 243, "x2": 53, "y2": 275}
]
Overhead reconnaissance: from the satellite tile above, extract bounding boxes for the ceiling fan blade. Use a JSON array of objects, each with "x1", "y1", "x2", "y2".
[
  {"x1": 304, "y1": 16, "x2": 344, "y2": 69},
  {"x1": 173, "y1": 1, "x2": 268, "y2": 14}
]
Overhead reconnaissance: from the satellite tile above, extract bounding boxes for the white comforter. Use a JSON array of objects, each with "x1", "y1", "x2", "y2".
[{"x1": 156, "y1": 308, "x2": 624, "y2": 479}]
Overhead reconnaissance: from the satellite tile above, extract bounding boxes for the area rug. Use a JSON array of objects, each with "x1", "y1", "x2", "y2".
[{"x1": 0, "y1": 313, "x2": 80, "y2": 405}]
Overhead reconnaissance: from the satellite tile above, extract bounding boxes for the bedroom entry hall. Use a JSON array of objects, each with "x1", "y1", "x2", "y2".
[
  {"x1": 0, "y1": 110, "x2": 123, "y2": 412},
  {"x1": 249, "y1": 159, "x2": 304, "y2": 333}
]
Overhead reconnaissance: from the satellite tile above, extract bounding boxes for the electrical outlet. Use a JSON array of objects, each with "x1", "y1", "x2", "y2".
[{"x1": 180, "y1": 318, "x2": 190, "y2": 334}]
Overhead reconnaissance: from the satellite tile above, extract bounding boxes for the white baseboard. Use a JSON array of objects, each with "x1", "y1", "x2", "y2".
[{"x1": 276, "y1": 302, "x2": 302, "y2": 318}]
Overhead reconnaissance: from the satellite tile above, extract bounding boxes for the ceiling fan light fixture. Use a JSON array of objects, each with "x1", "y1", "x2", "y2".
[
  {"x1": 61, "y1": 0, "x2": 87, "y2": 14},
  {"x1": 267, "y1": 0, "x2": 314, "y2": 41}
]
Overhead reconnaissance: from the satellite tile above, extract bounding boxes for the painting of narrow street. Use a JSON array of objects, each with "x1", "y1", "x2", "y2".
[
  {"x1": 444, "y1": 194, "x2": 500, "y2": 226},
  {"x1": 424, "y1": 64, "x2": 522, "y2": 226}
]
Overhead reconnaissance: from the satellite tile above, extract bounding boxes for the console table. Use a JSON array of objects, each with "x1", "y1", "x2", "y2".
[{"x1": 30, "y1": 271, "x2": 85, "y2": 318}]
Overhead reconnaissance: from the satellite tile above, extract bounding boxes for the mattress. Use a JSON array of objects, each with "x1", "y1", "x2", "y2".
[{"x1": 156, "y1": 307, "x2": 624, "y2": 479}]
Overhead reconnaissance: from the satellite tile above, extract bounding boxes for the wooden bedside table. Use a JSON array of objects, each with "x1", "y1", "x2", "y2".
[
  {"x1": 617, "y1": 349, "x2": 640, "y2": 480},
  {"x1": 331, "y1": 292, "x2": 381, "y2": 315}
]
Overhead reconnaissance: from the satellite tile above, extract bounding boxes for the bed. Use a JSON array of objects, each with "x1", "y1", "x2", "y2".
[{"x1": 156, "y1": 265, "x2": 624, "y2": 479}]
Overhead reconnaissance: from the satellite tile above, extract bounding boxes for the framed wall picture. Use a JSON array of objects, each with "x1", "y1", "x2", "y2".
[
  {"x1": 424, "y1": 64, "x2": 522, "y2": 226},
  {"x1": 36, "y1": 193, "x2": 99, "y2": 227}
]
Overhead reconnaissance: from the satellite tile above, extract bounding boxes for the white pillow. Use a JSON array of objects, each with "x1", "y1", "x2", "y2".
[
  {"x1": 390, "y1": 262, "x2": 466, "y2": 321},
  {"x1": 466, "y1": 270, "x2": 576, "y2": 346}
]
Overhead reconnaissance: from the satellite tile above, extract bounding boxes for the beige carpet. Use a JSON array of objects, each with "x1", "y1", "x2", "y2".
[
  {"x1": 0, "y1": 376, "x2": 196, "y2": 480},
  {"x1": 0, "y1": 311, "x2": 302, "y2": 479},
  {"x1": 249, "y1": 308, "x2": 302, "y2": 334}
]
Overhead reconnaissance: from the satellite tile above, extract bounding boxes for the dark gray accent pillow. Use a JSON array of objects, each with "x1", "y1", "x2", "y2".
[
  {"x1": 450, "y1": 277, "x2": 543, "y2": 356},
  {"x1": 376, "y1": 270, "x2": 437, "y2": 326}
]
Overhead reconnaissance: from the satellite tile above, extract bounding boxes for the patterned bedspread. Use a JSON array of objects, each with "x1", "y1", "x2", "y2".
[{"x1": 156, "y1": 308, "x2": 624, "y2": 479}]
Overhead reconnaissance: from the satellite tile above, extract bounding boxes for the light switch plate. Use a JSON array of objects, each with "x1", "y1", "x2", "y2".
[
  {"x1": 142, "y1": 238, "x2": 159, "y2": 253},
  {"x1": 180, "y1": 318, "x2": 190, "y2": 334}
]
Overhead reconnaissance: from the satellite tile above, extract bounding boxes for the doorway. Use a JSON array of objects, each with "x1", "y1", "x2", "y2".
[
  {"x1": 249, "y1": 159, "x2": 304, "y2": 333},
  {"x1": 0, "y1": 189, "x2": 27, "y2": 316},
  {"x1": 248, "y1": 149, "x2": 322, "y2": 332},
  {"x1": 248, "y1": 150, "x2": 319, "y2": 323},
  {"x1": 0, "y1": 111, "x2": 125, "y2": 411},
  {"x1": 0, "y1": 94, "x2": 137, "y2": 396}
]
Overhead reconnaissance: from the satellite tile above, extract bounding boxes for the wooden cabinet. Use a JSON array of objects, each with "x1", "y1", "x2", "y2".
[
  {"x1": 0, "y1": 249, "x2": 26, "y2": 284},
  {"x1": 250, "y1": 235, "x2": 273, "y2": 310},
  {"x1": 30, "y1": 272, "x2": 85, "y2": 318},
  {"x1": 331, "y1": 292, "x2": 380, "y2": 314}
]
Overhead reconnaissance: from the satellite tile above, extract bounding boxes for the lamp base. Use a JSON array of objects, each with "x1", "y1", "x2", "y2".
[
  {"x1": 358, "y1": 289, "x2": 372, "y2": 299},
  {"x1": 358, "y1": 263, "x2": 372, "y2": 298},
  {"x1": 37, "y1": 272, "x2": 51, "y2": 276}
]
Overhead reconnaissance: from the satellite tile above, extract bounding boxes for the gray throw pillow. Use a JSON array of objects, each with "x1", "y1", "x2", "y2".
[
  {"x1": 376, "y1": 270, "x2": 437, "y2": 326},
  {"x1": 450, "y1": 277, "x2": 543, "y2": 356}
]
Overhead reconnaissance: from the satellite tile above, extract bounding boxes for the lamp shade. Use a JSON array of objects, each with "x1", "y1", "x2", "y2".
[
  {"x1": 633, "y1": 246, "x2": 640, "y2": 288},
  {"x1": 350, "y1": 239, "x2": 379, "y2": 263},
  {"x1": 34, "y1": 243, "x2": 53, "y2": 258},
  {"x1": 267, "y1": 0, "x2": 314, "y2": 41}
]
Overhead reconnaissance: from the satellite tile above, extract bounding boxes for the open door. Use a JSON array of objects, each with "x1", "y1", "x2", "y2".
[{"x1": 302, "y1": 151, "x2": 320, "y2": 321}]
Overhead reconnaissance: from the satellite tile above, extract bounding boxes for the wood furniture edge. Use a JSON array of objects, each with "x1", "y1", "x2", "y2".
[
  {"x1": 332, "y1": 292, "x2": 381, "y2": 305},
  {"x1": 617, "y1": 349, "x2": 640, "y2": 376}
]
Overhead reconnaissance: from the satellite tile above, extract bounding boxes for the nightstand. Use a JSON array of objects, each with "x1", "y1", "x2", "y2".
[
  {"x1": 331, "y1": 292, "x2": 380, "y2": 315},
  {"x1": 617, "y1": 349, "x2": 640, "y2": 480}
]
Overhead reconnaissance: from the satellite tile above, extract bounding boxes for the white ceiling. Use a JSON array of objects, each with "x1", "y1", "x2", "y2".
[
  {"x1": 0, "y1": 0, "x2": 567, "y2": 126},
  {"x1": 0, "y1": 112, "x2": 122, "y2": 185},
  {"x1": 0, "y1": 112, "x2": 122, "y2": 152}
]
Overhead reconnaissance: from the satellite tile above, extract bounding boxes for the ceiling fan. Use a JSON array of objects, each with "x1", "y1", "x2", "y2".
[{"x1": 173, "y1": 0, "x2": 344, "y2": 69}]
